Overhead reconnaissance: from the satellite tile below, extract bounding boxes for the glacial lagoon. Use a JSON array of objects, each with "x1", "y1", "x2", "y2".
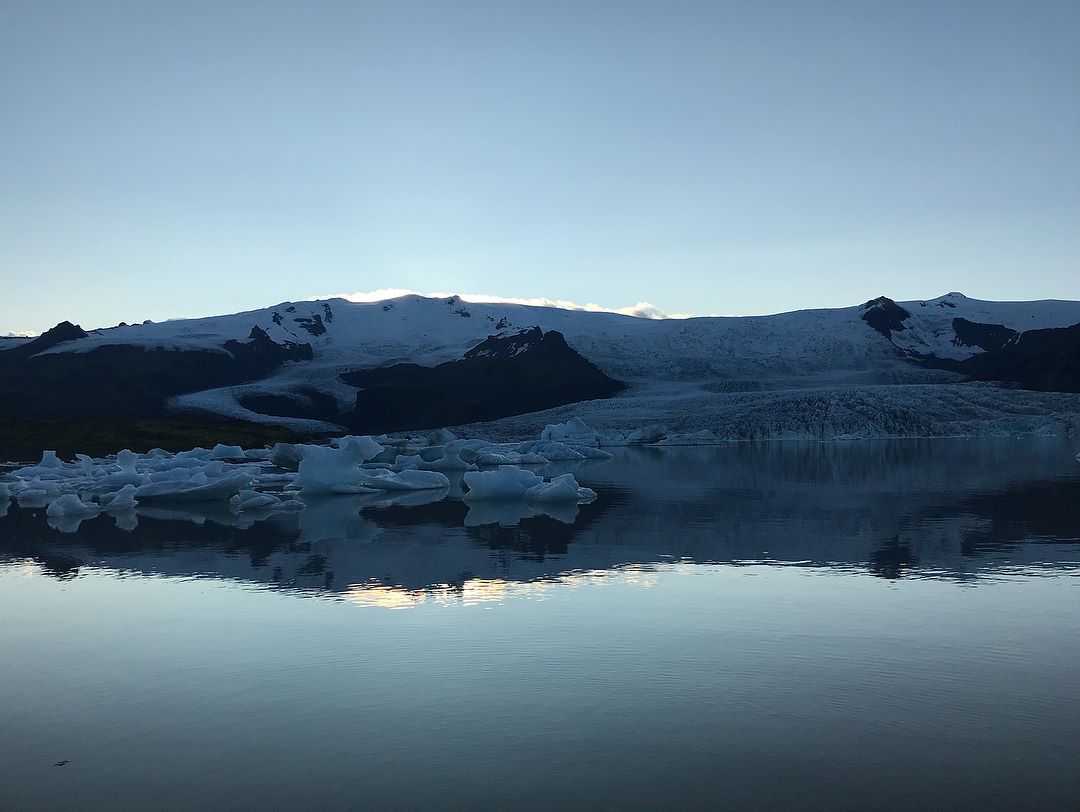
[{"x1": 2, "y1": 439, "x2": 1079, "y2": 808}]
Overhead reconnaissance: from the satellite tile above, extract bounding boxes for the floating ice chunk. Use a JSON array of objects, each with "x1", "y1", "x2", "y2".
[
  {"x1": 393, "y1": 455, "x2": 422, "y2": 470},
  {"x1": 175, "y1": 447, "x2": 211, "y2": 461},
  {"x1": 525, "y1": 473, "x2": 597, "y2": 503},
  {"x1": 329, "y1": 435, "x2": 384, "y2": 462},
  {"x1": 540, "y1": 417, "x2": 600, "y2": 447},
  {"x1": 420, "y1": 449, "x2": 477, "y2": 471},
  {"x1": 625, "y1": 424, "x2": 668, "y2": 444},
  {"x1": 229, "y1": 490, "x2": 280, "y2": 511},
  {"x1": 14, "y1": 450, "x2": 66, "y2": 479},
  {"x1": 17, "y1": 489, "x2": 52, "y2": 508},
  {"x1": 269, "y1": 442, "x2": 303, "y2": 471},
  {"x1": 425, "y1": 428, "x2": 458, "y2": 445},
  {"x1": 102, "y1": 449, "x2": 145, "y2": 487},
  {"x1": 517, "y1": 441, "x2": 585, "y2": 461},
  {"x1": 0, "y1": 482, "x2": 11, "y2": 499},
  {"x1": 75, "y1": 454, "x2": 100, "y2": 475},
  {"x1": 296, "y1": 439, "x2": 381, "y2": 495},
  {"x1": 463, "y1": 468, "x2": 544, "y2": 500},
  {"x1": 101, "y1": 484, "x2": 139, "y2": 510},
  {"x1": 597, "y1": 429, "x2": 628, "y2": 447},
  {"x1": 368, "y1": 446, "x2": 398, "y2": 464},
  {"x1": 15, "y1": 479, "x2": 61, "y2": 507},
  {"x1": 46, "y1": 493, "x2": 101, "y2": 519},
  {"x1": 135, "y1": 472, "x2": 252, "y2": 502},
  {"x1": 357, "y1": 468, "x2": 451, "y2": 491},
  {"x1": 208, "y1": 443, "x2": 245, "y2": 459},
  {"x1": 474, "y1": 450, "x2": 520, "y2": 466}
]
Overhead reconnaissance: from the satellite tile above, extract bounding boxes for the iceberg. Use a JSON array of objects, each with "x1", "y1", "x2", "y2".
[
  {"x1": 46, "y1": 493, "x2": 101, "y2": 519},
  {"x1": 525, "y1": 473, "x2": 597, "y2": 503},
  {"x1": 540, "y1": 417, "x2": 600, "y2": 446},
  {"x1": 208, "y1": 443, "x2": 245, "y2": 459},
  {"x1": 229, "y1": 490, "x2": 281, "y2": 511},
  {"x1": 464, "y1": 469, "x2": 596, "y2": 504},
  {"x1": 135, "y1": 472, "x2": 252, "y2": 502},
  {"x1": 296, "y1": 438, "x2": 384, "y2": 495},
  {"x1": 356, "y1": 468, "x2": 451, "y2": 491},
  {"x1": 463, "y1": 468, "x2": 544, "y2": 500},
  {"x1": 100, "y1": 484, "x2": 139, "y2": 510}
]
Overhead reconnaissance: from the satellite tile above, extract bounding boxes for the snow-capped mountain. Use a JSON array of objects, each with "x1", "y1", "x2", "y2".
[{"x1": 3, "y1": 291, "x2": 1080, "y2": 444}]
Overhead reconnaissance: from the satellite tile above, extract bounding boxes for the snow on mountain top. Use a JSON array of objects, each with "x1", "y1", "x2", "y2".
[{"x1": 32, "y1": 291, "x2": 1080, "y2": 376}]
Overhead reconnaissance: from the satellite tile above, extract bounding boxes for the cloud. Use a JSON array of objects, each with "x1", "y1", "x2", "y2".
[
  {"x1": 4, "y1": 330, "x2": 38, "y2": 338},
  {"x1": 314, "y1": 289, "x2": 696, "y2": 319}
]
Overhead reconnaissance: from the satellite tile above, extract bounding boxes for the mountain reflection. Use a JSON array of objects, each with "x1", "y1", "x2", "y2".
[{"x1": 2, "y1": 440, "x2": 1079, "y2": 601}]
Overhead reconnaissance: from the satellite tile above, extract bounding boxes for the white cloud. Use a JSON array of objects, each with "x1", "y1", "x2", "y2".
[
  {"x1": 314, "y1": 289, "x2": 697, "y2": 319},
  {"x1": 4, "y1": 330, "x2": 37, "y2": 338}
]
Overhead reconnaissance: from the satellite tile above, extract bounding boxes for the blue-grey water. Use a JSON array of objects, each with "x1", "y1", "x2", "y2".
[{"x1": 2, "y1": 439, "x2": 1079, "y2": 809}]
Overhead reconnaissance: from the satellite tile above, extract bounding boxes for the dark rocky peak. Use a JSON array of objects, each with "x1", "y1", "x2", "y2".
[
  {"x1": 0, "y1": 320, "x2": 88, "y2": 361},
  {"x1": 339, "y1": 327, "x2": 622, "y2": 434},
  {"x1": 860, "y1": 297, "x2": 911, "y2": 339},
  {"x1": 465, "y1": 326, "x2": 545, "y2": 359},
  {"x1": 223, "y1": 326, "x2": 313, "y2": 377},
  {"x1": 951, "y1": 318, "x2": 1018, "y2": 353},
  {"x1": 293, "y1": 313, "x2": 327, "y2": 336}
]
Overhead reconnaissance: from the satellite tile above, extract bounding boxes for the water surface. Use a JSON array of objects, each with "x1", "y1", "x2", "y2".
[{"x1": 2, "y1": 439, "x2": 1079, "y2": 808}]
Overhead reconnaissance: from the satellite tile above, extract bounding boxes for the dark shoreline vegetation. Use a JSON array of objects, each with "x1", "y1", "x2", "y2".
[{"x1": 0, "y1": 419, "x2": 318, "y2": 462}]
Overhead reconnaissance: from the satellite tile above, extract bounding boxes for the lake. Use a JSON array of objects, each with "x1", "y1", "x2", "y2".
[{"x1": 2, "y1": 439, "x2": 1079, "y2": 809}]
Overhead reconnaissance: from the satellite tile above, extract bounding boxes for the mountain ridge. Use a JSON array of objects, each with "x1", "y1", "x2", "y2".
[{"x1": 3, "y1": 291, "x2": 1080, "y2": 452}]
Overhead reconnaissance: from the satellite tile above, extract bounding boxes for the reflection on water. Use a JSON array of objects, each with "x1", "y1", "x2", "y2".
[
  {"x1": 2, "y1": 439, "x2": 1079, "y2": 602},
  {"x1": 2, "y1": 440, "x2": 1080, "y2": 808}
]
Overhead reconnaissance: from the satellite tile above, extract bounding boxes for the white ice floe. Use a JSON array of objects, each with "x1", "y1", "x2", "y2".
[
  {"x1": 515, "y1": 440, "x2": 585, "y2": 461},
  {"x1": 356, "y1": 468, "x2": 451, "y2": 491},
  {"x1": 100, "y1": 484, "x2": 139, "y2": 510},
  {"x1": 208, "y1": 443, "x2": 245, "y2": 459},
  {"x1": 229, "y1": 490, "x2": 281, "y2": 511},
  {"x1": 524, "y1": 473, "x2": 597, "y2": 503},
  {"x1": 419, "y1": 448, "x2": 477, "y2": 471},
  {"x1": 134, "y1": 472, "x2": 252, "y2": 502},
  {"x1": 463, "y1": 469, "x2": 596, "y2": 504},
  {"x1": 463, "y1": 468, "x2": 543, "y2": 500},
  {"x1": 541, "y1": 417, "x2": 601, "y2": 447},
  {"x1": 46, "y1": 493, "x2": 101, "y2": 519},
  {"x1": 329, "y1": 435, "x2": 385, "y2": 460},
  {"x1": 296, "y1": 437, "x2": 384, "y2": 495},
  {"x1": 269, "y1": 442, "x2": 303, "y2": 470}
]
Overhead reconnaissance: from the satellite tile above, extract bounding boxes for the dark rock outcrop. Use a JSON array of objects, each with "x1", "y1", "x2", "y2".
[
  {"x1": 0, "y1": 326, "x2": 312, "y2": 422},
  {"x1": 951, "y1": 318, "x2": 1018, "y2": 353},
  {"x1": 339, "y1": 328, "x2": 624, "y2": 433},
  {"x1": 861, "y1": 297, "x2": 910, "y2": 339},
  {"x1": 951, "y1": 323, "x2": 1080, "y2": 393},
  {"x1": 0, "y1": 321, "x2": 87, "y2": 361}
]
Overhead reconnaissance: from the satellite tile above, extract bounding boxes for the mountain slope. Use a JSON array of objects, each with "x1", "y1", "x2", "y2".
[{"x1": 3, "y1": 291, "x2": 1080, "y2": 442}]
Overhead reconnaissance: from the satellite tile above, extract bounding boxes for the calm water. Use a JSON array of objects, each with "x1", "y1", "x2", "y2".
[{"x1": 2, "y1": 439, "x2": 1079, "y2": 809}]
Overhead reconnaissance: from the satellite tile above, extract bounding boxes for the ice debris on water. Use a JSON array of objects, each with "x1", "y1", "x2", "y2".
[{"x1": 0, "y1": 415, "x2": 718, "y2": 530}]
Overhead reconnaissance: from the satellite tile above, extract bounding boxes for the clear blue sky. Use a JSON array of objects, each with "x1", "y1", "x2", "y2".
[{"x1": 2, "y1": 0, "x2": 1078, "y2": 333}]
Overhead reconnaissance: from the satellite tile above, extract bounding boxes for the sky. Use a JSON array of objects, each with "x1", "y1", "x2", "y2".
[{"x1": 2, "y1": 0, "x2": 1078, "y2": 334}]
